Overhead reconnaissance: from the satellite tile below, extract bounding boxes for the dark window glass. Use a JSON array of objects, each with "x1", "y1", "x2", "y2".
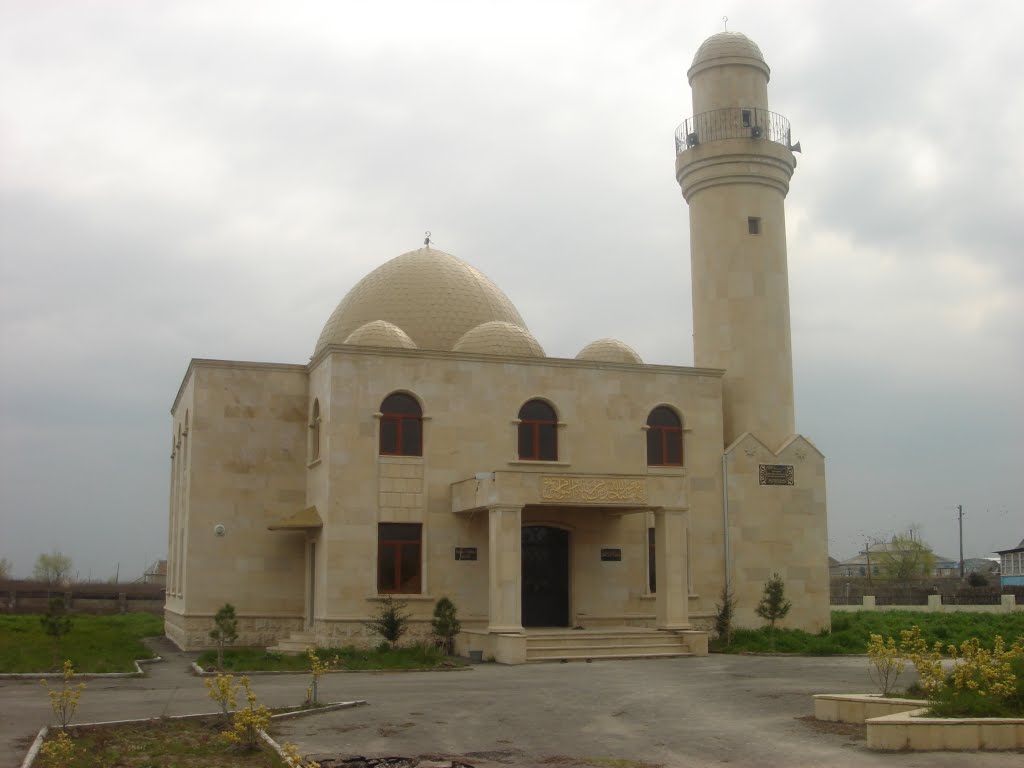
[
  {"x1": 748, "y1": 217, "x2": 761, "y2": 235},
  {"x1": 377, "y1": 523, "x2": 422, "y2": 594},
  {"x1": 380, "y1": 393, "x2": 423, "y2": 456},
  {"x1": 537, "y1": 423, "x2": 557, "y2": 461},
  {"x1": 518, "y1": 399, "x2": 558, "y2": 460},
  {"x1": 648, "y1": 527, "x2": 656, "y2": 594},
  {"x1": 379, "y1": 419, "x2": 398, "y2": 454},
  {"x1": 646, "y1": 406, "x2": 683, "y2": 466}
]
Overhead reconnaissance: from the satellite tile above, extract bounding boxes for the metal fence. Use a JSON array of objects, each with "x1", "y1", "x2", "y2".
[{"x1": 674, "y1": 107, "x2": 792, "y2": 154}]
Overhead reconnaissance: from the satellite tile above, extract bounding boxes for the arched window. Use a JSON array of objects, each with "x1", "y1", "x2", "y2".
[
  {"x1": 309, "y1": 399, "x2": 321, "y2": 461},
  {"x1": 518, "y1": 399, "x2": 557, "y2": 461},
  {"x1": 380, "y1": 392, "x2": 423, "y2": 456},
  {"x1": 647, "y1": 406, "x2": 683, "y2": 466}
]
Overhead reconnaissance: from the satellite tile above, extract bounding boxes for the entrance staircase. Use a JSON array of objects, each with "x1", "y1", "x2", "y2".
[
  {"x1": 267, "y1": 630, "x2": 316, "y2": 655},
  {"x1": 525, "y1": 627, "x2": 695, "y2": 663}
]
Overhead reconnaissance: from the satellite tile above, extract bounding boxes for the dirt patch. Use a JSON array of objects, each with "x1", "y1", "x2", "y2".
[{"x1": 796, "y1": 714, "x2": 867, "y2": 741}]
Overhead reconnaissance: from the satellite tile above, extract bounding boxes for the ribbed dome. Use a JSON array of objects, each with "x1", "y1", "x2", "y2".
[
  {"x1": 689, "y1": 31, "x2": 769, "y2": 79},
  {"x1": 344, "y1": 320, "x2": 417, "y2": 349},
  {"x1": 315, "y1": 247, "x2": 527, "y2": 355},
  {"x1": 453, "y1": 321, "x2": 545, "y2": 358},
  {"x1": 575, "y1": 338, "x2": 643, "y2": 365}
]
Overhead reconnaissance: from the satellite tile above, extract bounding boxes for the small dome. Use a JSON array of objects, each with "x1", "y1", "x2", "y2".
[
  {"x1": 575, "y1": 338, "x2": 643, "y2": 365},
  {"x1": 453, "y1": 321, "x2": 545, "y2": 357},
  {"x1": 344, "y1": 320, "x2": 417, "y2": 349},
  {"x1": 689, "y1": 31, "x2": 769, "y2": 80},
  {"x1": 315, "y1": 247, "x2": 527, "y2": 355}
]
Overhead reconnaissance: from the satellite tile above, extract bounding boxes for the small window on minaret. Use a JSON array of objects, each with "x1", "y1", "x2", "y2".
[
  {"x1": 742, "y1": 110, "x2": 752, "y2": 127},
  {"x1": 748, "y1": 217, "x2": 761, "y2": 235}
]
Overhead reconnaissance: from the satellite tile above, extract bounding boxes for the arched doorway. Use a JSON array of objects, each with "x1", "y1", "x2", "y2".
[{"x1": 521, "y1": 525, "x2": 570, "y2": 627}]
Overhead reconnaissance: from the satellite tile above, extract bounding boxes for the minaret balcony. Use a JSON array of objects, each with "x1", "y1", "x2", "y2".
[{"x1": 675, "y1": 108, "x2": 792, "y2": 154}]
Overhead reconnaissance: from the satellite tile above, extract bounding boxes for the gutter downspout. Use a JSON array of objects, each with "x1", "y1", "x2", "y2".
[{"x1": 722, "y1": 452, "x2": 731, "y2": 595}]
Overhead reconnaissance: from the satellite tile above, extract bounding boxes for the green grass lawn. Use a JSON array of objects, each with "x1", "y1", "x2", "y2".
[
  {"x1": 197, "y1": 642, "x2": 463, "y2": 672},
  {"x1": 35, "y1": 717, "x2": 287, "y2": 768},
  {"x1": 0, "y1": 613, "x2": 163, "y2": 673},
  {"x1": 712, "y1": 610, "x2": 1024, "y2": 655}
]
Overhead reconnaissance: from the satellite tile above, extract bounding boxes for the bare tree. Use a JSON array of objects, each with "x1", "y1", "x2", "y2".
[{"x1": 0, "y1": 557, "x2": 12, "y2": 580}]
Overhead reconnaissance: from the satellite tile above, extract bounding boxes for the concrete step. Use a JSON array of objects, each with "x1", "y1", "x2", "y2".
[
  {"x1": 526, "y1": 651, "x2": 694, "y2": 663},
  {"x1": 528, "y1": 641, "x2": 686, "y2": 655},
  {"x1": 525, "y1": 635, "x2": 680, "y2": 649},
  {"x1": 266, "y1": 631, "x2": 316, "y2": 655}
]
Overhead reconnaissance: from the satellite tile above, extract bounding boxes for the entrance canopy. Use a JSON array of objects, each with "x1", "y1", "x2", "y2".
[{"x1": 267, "y1": 505, "x2": 323, "y2": 531}]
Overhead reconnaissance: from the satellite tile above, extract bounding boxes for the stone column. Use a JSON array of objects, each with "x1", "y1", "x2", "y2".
[
  {"x1": 654, "y1": 507, "x2": 690, "y2": 630},
  {"x1": 488, "y1": 505, "x2": 523, "y2": 633}
]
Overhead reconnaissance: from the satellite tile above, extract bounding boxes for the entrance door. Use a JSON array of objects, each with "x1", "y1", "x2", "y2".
[{"x1": 521, "y1": 526, "x2": 570, "y2": 627}]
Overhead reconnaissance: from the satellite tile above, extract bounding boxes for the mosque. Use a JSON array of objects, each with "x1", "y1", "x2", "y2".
[{"x1": 165, "y1": 30, "x2": 830, "y2": 662}]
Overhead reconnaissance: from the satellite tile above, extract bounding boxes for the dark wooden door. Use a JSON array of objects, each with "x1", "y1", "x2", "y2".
[{"x1": 521, "y1": 525, "x2": 569, "y2": 627}]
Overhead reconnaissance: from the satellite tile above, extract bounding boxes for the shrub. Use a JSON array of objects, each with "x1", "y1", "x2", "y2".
[
  {"x1": 364, "y1": 595, "x2": 409, "y2": 646},
  {"x1": 755, "y1": 573, "x2": 792, "y2": 630},
  {"x1": 431, "y1": 596, "x2": 461, "y2": 655},
  {"x1": 40, "y1": 660, "x2": 85, "y2": 730},
  {"x1": 866, "y1": 633, "x2": 904, "y2": 695},
  {"x1": 305, "y1": 648, "x2": 339, "y2": 706},
  {"x1": 223, "y1": 676, "x2": 270, "y2": 751},
  {"x1": 714, "y1": 586, "x2": 736, "y2": 646},
  {"x1": 40, "y1": 598, "x2": 73, "y2": 670},
  {"x1": 209, "y1": 603, "x2": 239, "y2": 671}
]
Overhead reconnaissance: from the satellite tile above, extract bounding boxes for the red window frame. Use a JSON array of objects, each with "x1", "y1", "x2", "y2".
[
  {"x1": 377, "y1": 523, "x2": 422, "y2": 594},
  {"x1": 379, "y1": 393, "x2": 422, "y2": 456},
  {"x1": 518, "y1": 399, "x2": 557, "y2": 461},
  {"x1": 647, "y1": 406, "x2": 683, "y2": 466}
]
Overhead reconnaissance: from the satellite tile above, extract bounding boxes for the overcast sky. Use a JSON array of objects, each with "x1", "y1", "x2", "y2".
[{"x1": 1, "y1": 0, "x2": 1021, "y2": 581}]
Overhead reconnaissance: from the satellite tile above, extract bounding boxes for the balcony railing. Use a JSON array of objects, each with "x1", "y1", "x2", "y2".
[{"x1": 675, "y1": 108, "x2": 792, "y2": 154}]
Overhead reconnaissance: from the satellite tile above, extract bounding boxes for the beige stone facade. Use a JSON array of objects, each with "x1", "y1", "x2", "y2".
[{"x1": 165, "y1": 30, "x2": 830, "y2": 660}]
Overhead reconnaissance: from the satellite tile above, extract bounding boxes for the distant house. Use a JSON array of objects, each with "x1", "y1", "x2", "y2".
[
  {"x1": 996, "y1": 537, "x2": 1024, "y2": 588},
  {"x1": 830, "y1": 539, "x2": 958, "y2": 579}
]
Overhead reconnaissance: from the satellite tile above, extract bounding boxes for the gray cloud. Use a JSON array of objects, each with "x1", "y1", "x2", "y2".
[{"x1": 1, "y1": 0, "x2": 1020, "y2": 580}]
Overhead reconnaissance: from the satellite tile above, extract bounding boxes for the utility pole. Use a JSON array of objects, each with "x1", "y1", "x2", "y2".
[
  {"x1": 864, "y1": 538, "x2": 872, "y2": 586},
  {"x1": 957, "y1": 505, "x2": 965, "y2": 579}
]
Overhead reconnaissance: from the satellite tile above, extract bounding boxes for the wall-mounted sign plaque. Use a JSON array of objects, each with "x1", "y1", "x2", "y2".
[
  {"x1": 600, "y1": 548, "x2": 622, "y2": 562},
  {"x1": 758, "y1": 464, "x2": 794, "y2": 486},
  {"x1": 454, "y1": 547, "x2": 477, "y2": 561},
  {"x1": 541, "y1": 476, "x2": 647, "y2": 504}
]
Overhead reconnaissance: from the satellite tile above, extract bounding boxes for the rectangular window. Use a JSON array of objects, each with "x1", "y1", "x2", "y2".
[
  {"x1": 748, "y1": 217, "x2": 761, "y2": 235},
  {"x1": 648, "y1": 527, "x2": 656, "y2": 594},
  {"x1": 377, "y1": 523, "x2": 422, "y2": 594},
  {"x1": 741, "y1": 109, "x2": 751, "y2": 127}
]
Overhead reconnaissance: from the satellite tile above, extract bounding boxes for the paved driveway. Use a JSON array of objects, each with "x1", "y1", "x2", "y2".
[{"x1": 1, "y1": 640, "x2": 1020, "y2": 767}]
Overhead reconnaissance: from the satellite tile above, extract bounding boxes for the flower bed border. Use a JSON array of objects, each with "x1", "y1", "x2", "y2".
[
  {"x1": 20, "y1": 701, "x2": 367, "y2": 768},
  {"x1": 812, "y1": 693, "x2": 1024, "y2": 751}
]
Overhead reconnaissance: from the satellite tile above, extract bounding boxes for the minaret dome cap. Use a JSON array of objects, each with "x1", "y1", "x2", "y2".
[{"x1": 688, "y1": 31, "x2": 770, "y2": 82}]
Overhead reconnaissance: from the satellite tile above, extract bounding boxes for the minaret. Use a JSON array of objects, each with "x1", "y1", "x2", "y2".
[{"x1": 675, "y1": 31, "x2": 798, "y2": 450}]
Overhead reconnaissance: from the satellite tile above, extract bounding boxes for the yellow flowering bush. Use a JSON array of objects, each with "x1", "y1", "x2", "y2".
[
  {"x1": 948, "y1": 635, "x2": 1023, "y2": 699},
  {"x1": 39, "y1": 730, "x2": 76, "y2": 763},
  {"x1": 205, "y1": 672, "x2": 240, "y2": 721},
  {"x1": 866, "y1": 633, "x2": 904, "y2": 695},
  {"x1": 306, "y1": 647, "x2": 340, "y2": 706},
  {"x1": 898, "y1": 625, "x2": 946, "y2": 695},
  {"x1": 40, "y1": 660, "x2": 86, "y2": 730},
  {"x1": 223, "y1": 676, "x2": 271, "y2": 750}
]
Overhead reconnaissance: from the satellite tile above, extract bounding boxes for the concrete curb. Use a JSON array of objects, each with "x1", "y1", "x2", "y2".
[
  {"x1": 18, "y1": 727, "x2": 47, "y2": 768},
  {"x1": 0, "y1": 655, "x2": 162, "y2": 680},
  {"x1": 191, "y1": 661, "x2": 471, "y2": 676}
]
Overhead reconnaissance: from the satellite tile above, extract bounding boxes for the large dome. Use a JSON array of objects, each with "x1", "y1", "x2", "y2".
[
  {"x1": 315, "y1": 247, "x2": 528, "y2": 355},
  {"x1": 689, "y1": 31, "x2": 769, "y2": 80}
]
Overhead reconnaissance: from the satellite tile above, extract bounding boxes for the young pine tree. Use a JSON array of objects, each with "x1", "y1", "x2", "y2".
[{"x1": 755, "y1": 572, "x2": 792, "y2": 630}]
